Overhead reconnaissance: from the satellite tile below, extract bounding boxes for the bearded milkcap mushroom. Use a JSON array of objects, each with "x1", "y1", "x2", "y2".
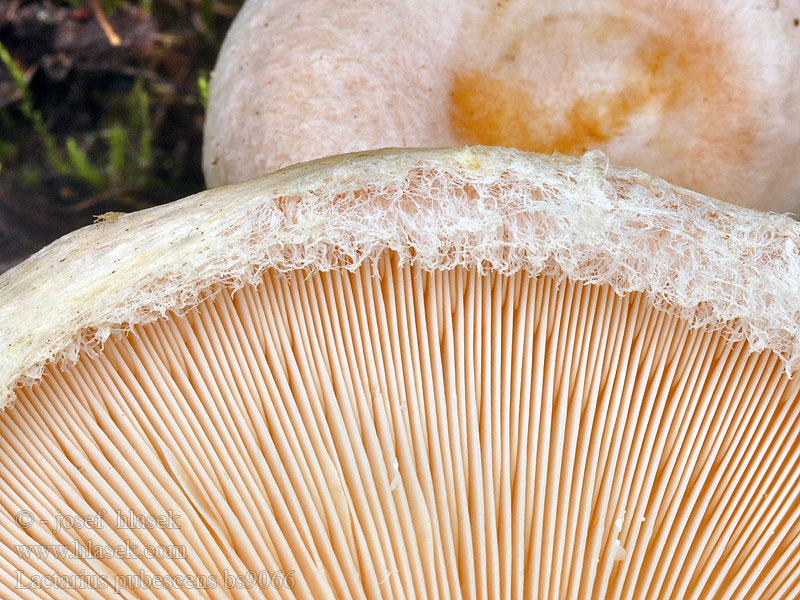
[
  {"x1": 2, "y1": 146, "x2": 800, "y2": 599},
  {"x1": 202, "y1": 0, "x2": 800, "y2": 213}
]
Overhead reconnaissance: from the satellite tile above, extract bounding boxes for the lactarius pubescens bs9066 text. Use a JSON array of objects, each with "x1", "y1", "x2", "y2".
[{"x1": 2, "y1": 147, "x2": 800, "y2": 599}]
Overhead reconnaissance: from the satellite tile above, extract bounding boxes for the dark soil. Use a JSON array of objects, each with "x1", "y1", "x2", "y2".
[{"x1": 0, "y1": 0, "x2": 242, "y2": 271}]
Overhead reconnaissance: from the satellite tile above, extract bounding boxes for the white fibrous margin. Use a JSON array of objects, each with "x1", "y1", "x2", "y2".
[{"x1": 1, "y1": 146, "x2": 799, "y2": 409}]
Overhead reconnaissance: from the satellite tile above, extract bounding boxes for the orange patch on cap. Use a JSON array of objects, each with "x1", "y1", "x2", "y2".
[{"x1": 448, "y1": 12, "x2": 753, "y2": 179}]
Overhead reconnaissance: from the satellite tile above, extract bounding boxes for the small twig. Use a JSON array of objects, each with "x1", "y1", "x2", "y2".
[
  {"x1": 69, "y1": 188, "x2": 150, "y2": 213},
  {"x1": 153, "y1": 32, "x2": 181, "y2": 47},
  {"x1": 187, "y1": 0, "x2": 240, "y2": 18},
  {"x1": 90, "y1": 0, "x2": 122, "y2": 47},
  {"x1": 68, "y1": 187, "x2": 127, "y2": 212}
]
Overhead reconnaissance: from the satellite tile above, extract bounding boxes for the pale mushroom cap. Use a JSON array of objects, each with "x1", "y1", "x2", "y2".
[
  {"x1": 2, "y1": 148, "x2": 800, "y2": 599},
  {"x1": 3, "y1": 146, "x2": 800, "y2": 407},
  {"x1": 202, "y1": 0, "x2": 800, "y2": 212}
]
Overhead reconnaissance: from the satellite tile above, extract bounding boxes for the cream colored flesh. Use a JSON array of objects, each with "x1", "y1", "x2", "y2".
[{"x1": 3, "y1": 254, "x2": 798, "y2": 599}]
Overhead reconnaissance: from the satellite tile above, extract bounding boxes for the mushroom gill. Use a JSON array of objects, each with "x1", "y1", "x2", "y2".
[{"x1": 2, "y1": 148, "x2": 800, "y2": 599}]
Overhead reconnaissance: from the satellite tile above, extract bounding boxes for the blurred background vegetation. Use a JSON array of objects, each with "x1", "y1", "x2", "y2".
[{"x1": 0, "y1": 0, "x2": 243, "y2": 271}]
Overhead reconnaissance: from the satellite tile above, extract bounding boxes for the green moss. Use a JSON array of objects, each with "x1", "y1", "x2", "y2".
[{"x1": 0, "y1": 0, "x2": 243, "y2": 222}]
